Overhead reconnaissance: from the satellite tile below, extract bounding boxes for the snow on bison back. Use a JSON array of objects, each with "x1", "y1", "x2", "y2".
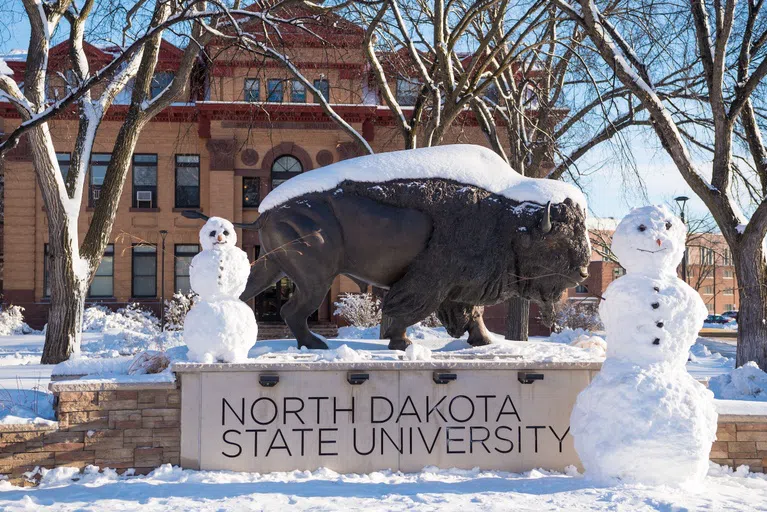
[{"x1": 240, "y1": 145, "x2": 591, "y2": 350}]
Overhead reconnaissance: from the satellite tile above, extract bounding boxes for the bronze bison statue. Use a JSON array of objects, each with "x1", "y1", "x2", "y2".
[{"x1": 185, "y1": 145, "x2": 591, "y2": 350}]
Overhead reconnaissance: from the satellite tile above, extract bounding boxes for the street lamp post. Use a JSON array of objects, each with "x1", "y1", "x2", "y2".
[
  {"x1": 675, "y1": 196, "x2": 689, "y2": 283},
  {"x1": 159, "y1": 230, "x2": 168, "y2": 332}
]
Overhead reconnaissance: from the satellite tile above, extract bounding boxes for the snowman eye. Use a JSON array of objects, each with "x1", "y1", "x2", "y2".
[
  {"x1": 665, "y1": 221, "x2": 672, "y2": 230},
  {"x1": 223, "y1": 230, "x2": 230, "y2": 236},
  {"x1": 638, "y1": 225, "x2": 647, "y2": 232},
  {"x1": 209, "y1": 230, "x2": 216, "y2": 237}
]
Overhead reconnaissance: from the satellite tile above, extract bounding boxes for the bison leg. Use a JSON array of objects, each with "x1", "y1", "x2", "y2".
[
  {"x1": 436, "y1": 303, "x2": 493, "y2": 346},
  {"x1": 381, "y1": 269, "x2": 446, "y2": 351},
  {"x1": 280, "y1": 282, "x2": 332, "y2": 350},
  {"x1": 436, "y1": 303, "x2": 493, "y2": 347}
]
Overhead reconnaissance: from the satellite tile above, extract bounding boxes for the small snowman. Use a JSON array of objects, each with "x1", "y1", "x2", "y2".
[
  {"x1": 184, "y1": 217, "x2": 258, "y2": 363},
  {"x1": 570, "y1": 205, "x2": 717, "y2": 485}
]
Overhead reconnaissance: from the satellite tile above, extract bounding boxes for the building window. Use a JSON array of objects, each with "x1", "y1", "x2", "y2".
[
  {"x1": 267, "y1": 79, "x2": 284, "y2": 102},
  {"x1": 706, "y1": 302, "x2": 715, "y2": 313},
  {"x1": 43, "y1": 244, "x2": 51, "y2": 298},
  {"x1": 483, "y1": 82, "x2": 500, "y2": 103},
  {"x1": 313, "y1": 79, "x2": 329, "y2": 103},
  {"x1": 174, "y1": 244, "x2": 199, "y2": 294},
  {"x1": 575, "y1": 284, "x2": 588, "y2": 293},
  {"x1": 291, "y1": 80, "x2": 306, "y2": 103},
  {"x1": 703, "y1": 286, "x2": 713, "y2": 295},
  {"x1": 89, "y1": 245, "x2": 114, "y2": 297},
  {"x1": 175, "y1": 155, "x2": 200, "y2": 208},
  {"x1": 723, "y1": 288, "x2": 734, "y2": 295},
  {"x1": 56, "y1": 152, "x2": 70, "y2": 180},
  {"x1": 724, "y1": 303, "x2": 736, "y2": 311},
  {"x1": 271, "y1": 155, "x2": 303, "y2": 189},
  {"x1": 613, "y1": 267, "x2": 626, "y2": 279},
  {"x1": 700, "y1": 247, "x2": 714, "y2": 265},
  {"x1": 89, "y1": 153, "x2": 110, "y2": 207},
  {"x1": 396, "y1": 77, "x2": 419, "y2": 106},
  {"x1": 132, "y1": 245, "x2": 157, "y2": 297},
  {"x1": 150, "y1": 72, "x2": 174, "y2": 98},
  {"x1": 132, "y1": 154, "x2": 158, "y2": 208},
  {"x1": 243, "y1": 177, "x2": 260, "y2": 207},
  {"x1": 723, "y1": 249, "x2": 732, "y2": 266},
  {"x1": 244, "y1": 78, "x2": 259, "y2": 102},
  {"x1": 724, "y1": 269, "x2": 734, "y2": 279},
  {"x1": 45, "y1": 244, "x2": 113, "y2": 297}
]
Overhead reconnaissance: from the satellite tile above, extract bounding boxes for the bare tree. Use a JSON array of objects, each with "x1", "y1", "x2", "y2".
[
  {"x1": 554, "y1": 0, "x2": 767, "y2": 368},
  {"x1": 0, "y1": 0, "x2": 340, "y2": 363}
]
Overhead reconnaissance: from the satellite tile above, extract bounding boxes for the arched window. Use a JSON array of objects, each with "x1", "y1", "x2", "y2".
[{"x1": 271, "y1": 155, "x2": 303, "y2": 188}]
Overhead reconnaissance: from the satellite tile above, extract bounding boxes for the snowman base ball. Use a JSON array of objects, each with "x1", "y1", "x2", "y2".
[
  {"x1": 571, "y1": 360, "x2": 717, "y2": 486},
  {"x1": 184, "y1": 300, "x2": 257, "y2": 363}
]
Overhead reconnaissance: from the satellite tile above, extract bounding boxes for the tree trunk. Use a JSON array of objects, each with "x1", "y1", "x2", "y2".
[
  {"x1": 734, "y1": 243, "x2": 767, "y2": 368},
  {"x1": 505, "y1": 296, "x2": 530, "y2": 341},
  {"x1": 41, "y1": 229, "x2": 87, "y2": 364}
]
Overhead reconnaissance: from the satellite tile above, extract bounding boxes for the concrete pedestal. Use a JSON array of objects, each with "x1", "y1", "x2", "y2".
[{"x1": 174, "y1": 359, "x2": 600, "y2": 473}]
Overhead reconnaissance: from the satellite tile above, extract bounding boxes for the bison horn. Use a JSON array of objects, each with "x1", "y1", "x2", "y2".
[{"x1": 540, "y1": 201, "x2": 552, "y2": 233}]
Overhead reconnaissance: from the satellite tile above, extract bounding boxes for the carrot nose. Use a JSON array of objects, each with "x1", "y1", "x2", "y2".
[
  {"x1": 656, "y1": 239, "x2": 662, "y2": 247},
  {"x1": 217, "y1": 235, "x2": 224, "y2": 242}
]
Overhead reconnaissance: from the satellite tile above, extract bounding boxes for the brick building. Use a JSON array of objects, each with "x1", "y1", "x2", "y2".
[
  {"x1": 568, "y1": 218, "x2": 739, "y2": 315},
  {"x1": 0, "y1": 10, "x2": 512, "y2": 332}
]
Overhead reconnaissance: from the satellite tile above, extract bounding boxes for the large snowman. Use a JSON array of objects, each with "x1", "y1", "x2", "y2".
[
  {"x1": 570, "y1": 205, "x2": 717, "y2": 485},
  {"x1": 184, "y1": 217, "x2": 258, "y2": 363}
]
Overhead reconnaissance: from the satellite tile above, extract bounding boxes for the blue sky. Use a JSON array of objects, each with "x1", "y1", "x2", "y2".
[{"x1": 0, "y1": 19, "x2": 706, "y2": 222}]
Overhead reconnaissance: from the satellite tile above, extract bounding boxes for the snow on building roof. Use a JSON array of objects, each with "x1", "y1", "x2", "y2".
[
  {"x1": 259, "y1": 145, "x2": 587, "y2": 213},
  {"x1": 587, "y1": 217, "x2": 621, "y2": 231}
]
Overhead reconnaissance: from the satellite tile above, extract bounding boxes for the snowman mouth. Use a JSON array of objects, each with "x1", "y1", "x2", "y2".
[{"x1": 636, "y1": 248, "x2": 667, "y2": 254}]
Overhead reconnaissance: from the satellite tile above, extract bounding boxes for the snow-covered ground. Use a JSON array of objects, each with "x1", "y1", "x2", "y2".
[
  {"x1": 0, "y1": 324, "x2": 739, "y2": 425},
  {"x1": 1, "y1": 462, "x2": 767, "y2": 511},
  {"x1": 0, "y1": 322, "x2": 760, "y2": 509}
]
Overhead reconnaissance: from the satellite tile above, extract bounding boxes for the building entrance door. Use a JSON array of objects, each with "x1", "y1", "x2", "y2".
[
  {"x1": 250, "y1": 246, "x2": 322, "y2": 323},
  {"x1": 255, "y1": 277, "x2": 293, "y2": 322}
]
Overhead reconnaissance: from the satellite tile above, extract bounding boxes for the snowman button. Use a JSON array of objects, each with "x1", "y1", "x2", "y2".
[
  {"x1": 651, "y1": 302, "x2": 660, "y2": 309},
  {"x1": 656, "y1": 322, "x2": 664, "y2": 328},
  {"x1": 653, "y1": 286, "x2": 660, "y2": 292},
  {"x1": 653, "y1": 338, "x2": 660, "y2": 345}
]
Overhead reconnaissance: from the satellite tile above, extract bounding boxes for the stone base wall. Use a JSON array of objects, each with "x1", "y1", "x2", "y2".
[
  {"x1": 0, "y1": 382, "x2": 180, "y2": 485},
  {"x1": 0, "y1": 379, "x2": 764, "y2": 484},
  {"x1": 711, "y1": 414, "x2": 767, "y2": 472}
]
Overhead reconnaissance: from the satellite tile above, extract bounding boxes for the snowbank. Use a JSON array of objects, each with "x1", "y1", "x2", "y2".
[
  {"x1": 259, "y1": 145, "x2": 586, "y2": 212},
  {"x1": 710, "y1": 362, "x2": 767, "y2": 401},
  {"x1": 703, "y1": 321, "x2": 738, "y2": 330}
]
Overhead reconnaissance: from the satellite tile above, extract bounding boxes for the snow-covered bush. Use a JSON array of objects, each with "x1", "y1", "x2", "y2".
[
  {"x1": 82, "y1": 303, "x2": 160, "y2": 335},
  {"x1": 419, "y1": 312, "x2": 442, "y2": 328},
  {"x1": 709, "y1": 362, "x2": 767, "y2": 401},
  {"x1": 334, "y1": 293, "x2": 381, "y2": 327},
  {"x1": 82, "y1": 305, "x2": 112, "y2": 332},
  {"x1": 0, "y1": 305, "x2": 35, "y2": 336},
  {"x1": 164, "y1": 291, "x2": 198, "y2": 331},
  {"x1": 107, "y1": 303, "x2": 160, "y2": 335},
  {"x1": 553, "y1": 300, "x2": 603, "y2": 332}
]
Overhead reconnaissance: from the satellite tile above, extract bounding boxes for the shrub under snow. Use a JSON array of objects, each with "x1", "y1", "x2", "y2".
[
  {"x1": 553, "y1": 300, "x2": 603, "y2": 332},
  {"x1": 0, "y1": 305, "x2": 35, "y2": 336},
  {"x1": 334, "y1": 293, "x2": 382, "y2": 328},
  {"x1": 164, "y1": 291, "x2": 199, "y2": 331}
]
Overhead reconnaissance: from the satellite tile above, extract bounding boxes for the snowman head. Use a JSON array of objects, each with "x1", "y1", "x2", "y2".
[
  {"x1": 200, "y1": 217, "x2": 237, "y2": 251},
  {"x1": 611, "y1": 205, "x2": 685, "y2": 275}
]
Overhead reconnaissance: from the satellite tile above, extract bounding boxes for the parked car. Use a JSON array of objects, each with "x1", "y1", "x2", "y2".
[
  {"x1": 721, "y1": 310, "x2": 739, "y2": 321},
  {"x1": 705, "y1": 314, "x2": 735, "y2": 325}
]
